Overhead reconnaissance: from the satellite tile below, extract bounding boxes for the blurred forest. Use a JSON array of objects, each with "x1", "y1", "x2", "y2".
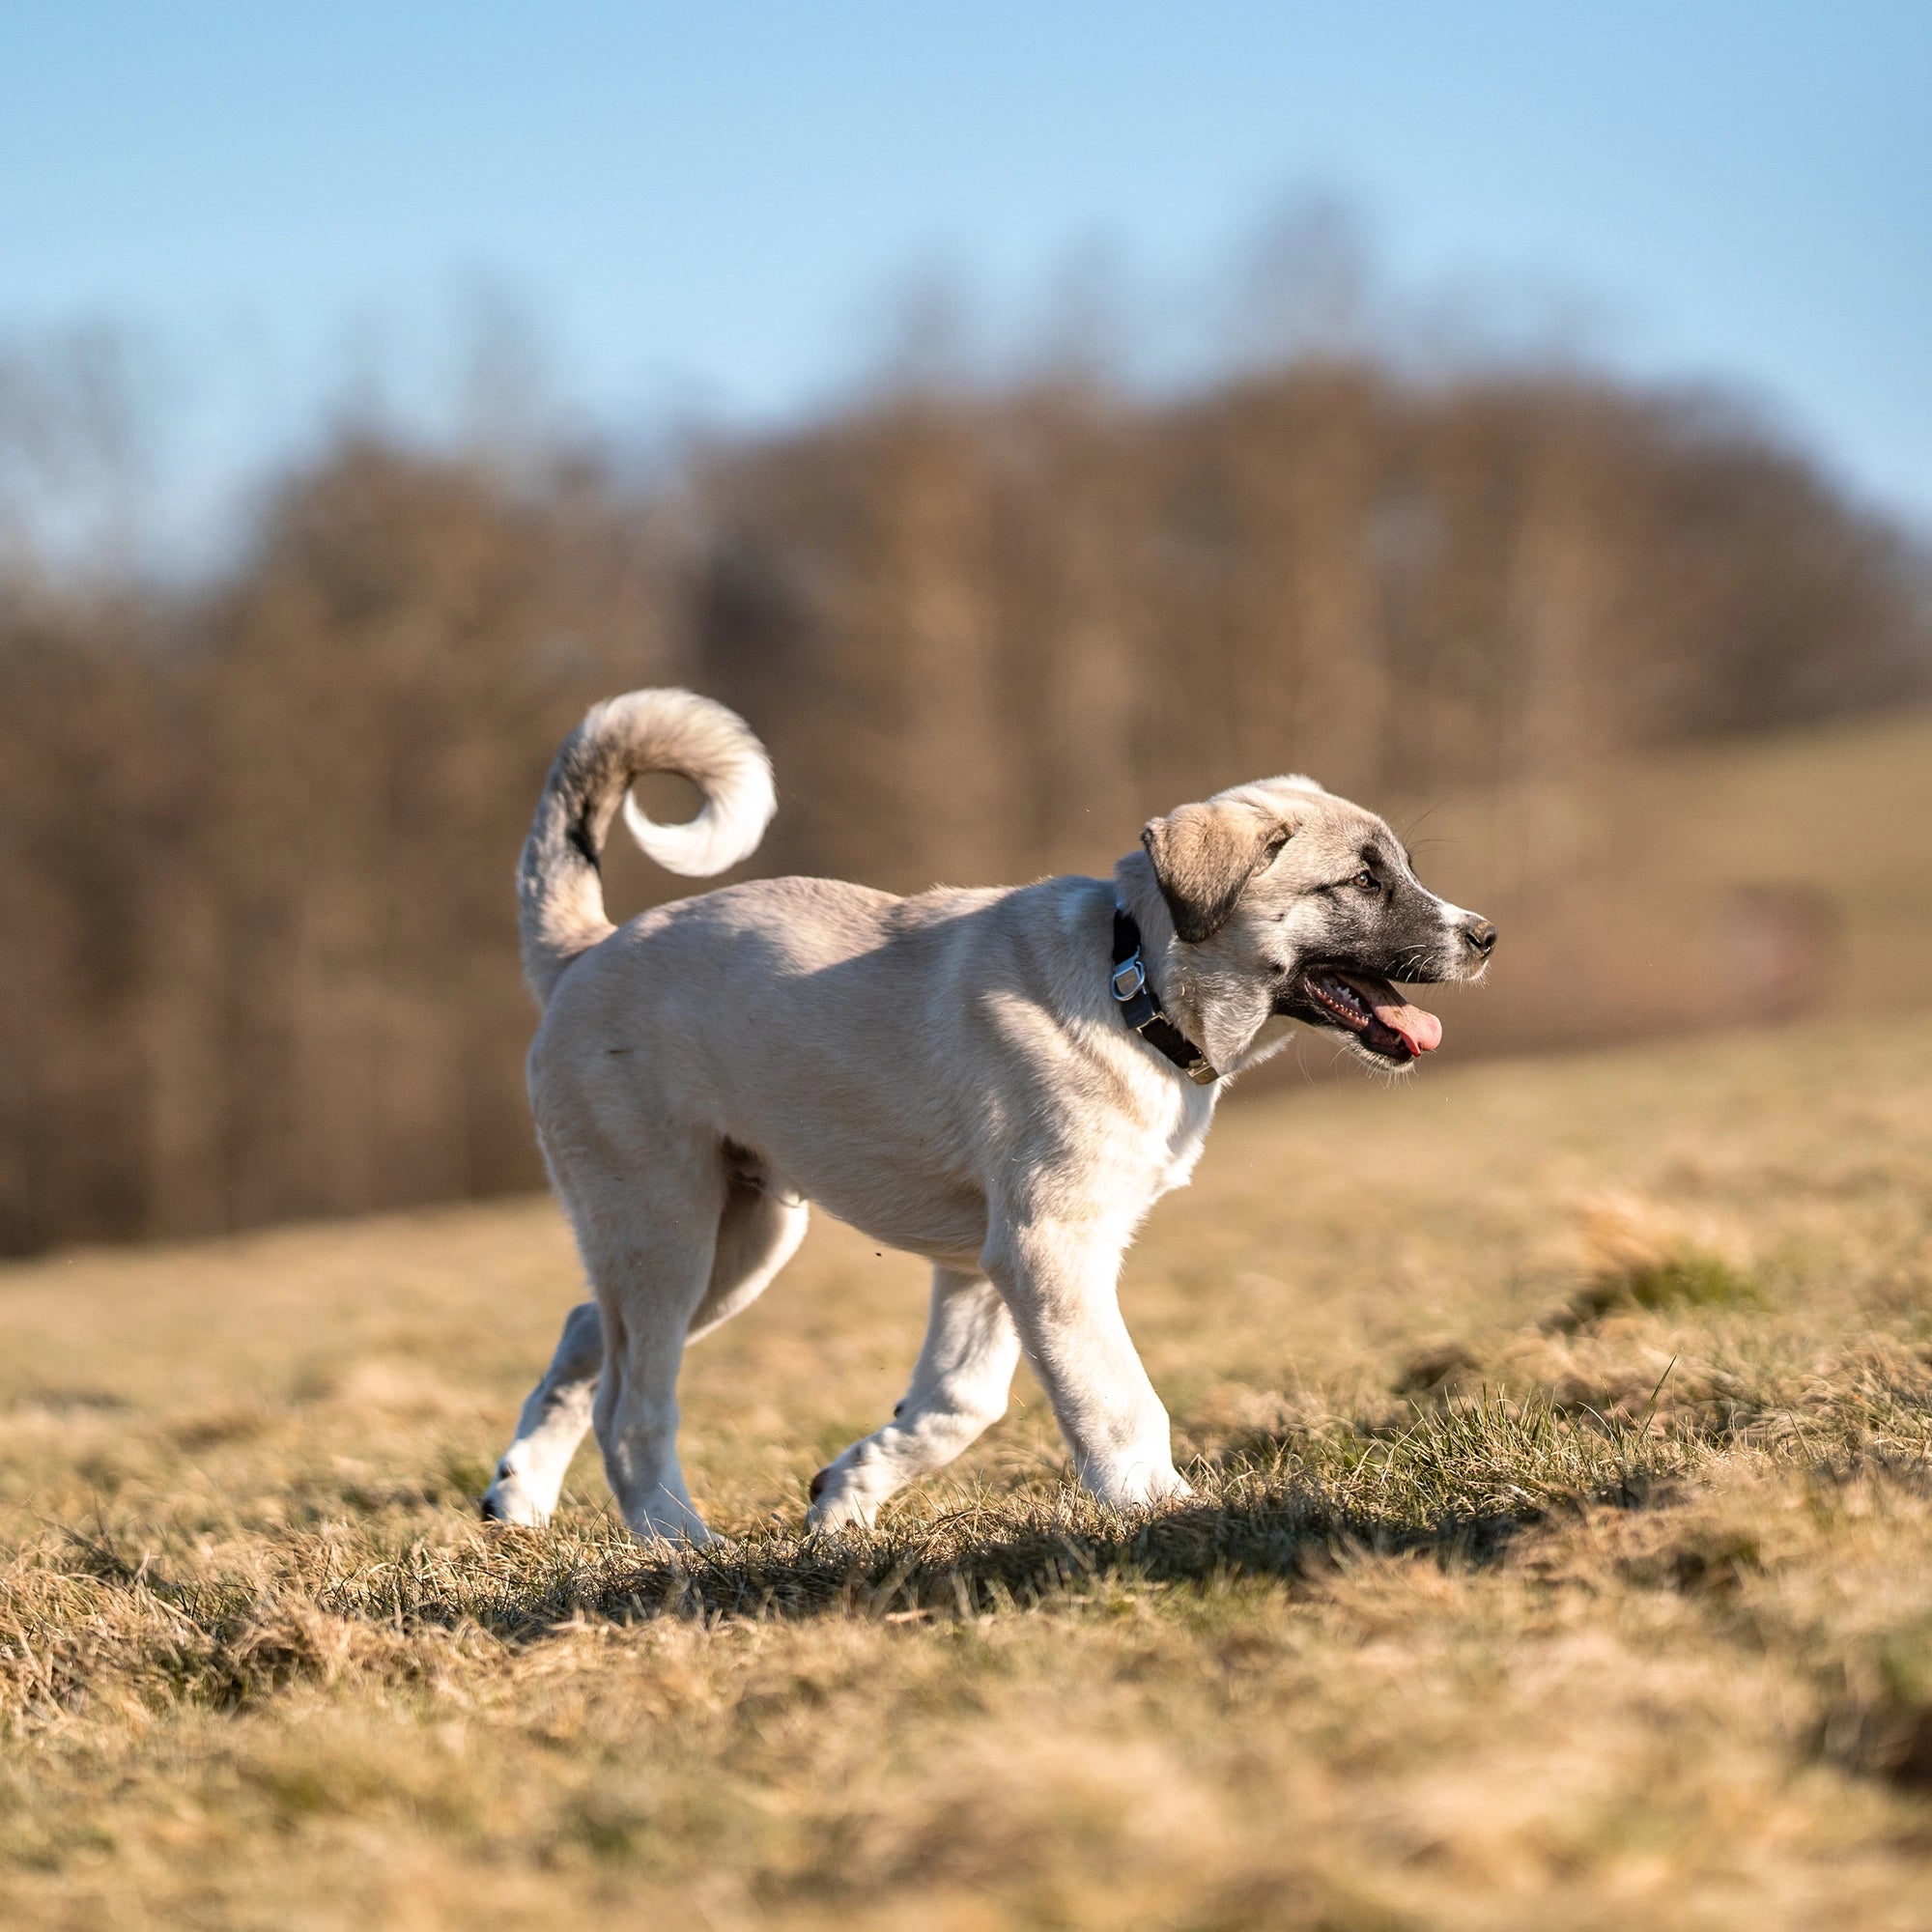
[{"x1": 3, "y1": 334, "x2": 1930, "y2": 1254}]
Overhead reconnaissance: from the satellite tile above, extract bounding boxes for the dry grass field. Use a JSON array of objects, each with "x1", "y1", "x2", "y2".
[{"x1": 2, "y1": 1014, "x2": 1931, "y2": 1930}]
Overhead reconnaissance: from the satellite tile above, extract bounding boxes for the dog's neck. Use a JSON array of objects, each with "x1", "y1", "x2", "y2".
[{"x1": 1111, "y1": 853, "x2": 1277, "y2": 1079}]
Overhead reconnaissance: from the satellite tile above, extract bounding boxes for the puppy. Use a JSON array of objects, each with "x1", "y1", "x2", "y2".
[{"x1": 483, "y1": 689, "x2": 1495, "y2": 1539}]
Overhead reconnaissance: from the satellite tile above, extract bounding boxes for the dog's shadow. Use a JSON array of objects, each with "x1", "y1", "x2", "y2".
[{"x1": 460, "y1": 1438, "x2": 1672, "y2": 1638}]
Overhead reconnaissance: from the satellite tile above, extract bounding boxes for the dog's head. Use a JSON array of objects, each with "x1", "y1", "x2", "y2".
[{"x1": 1138, "y1": 776, "x2": 1495, "y2": 1070}]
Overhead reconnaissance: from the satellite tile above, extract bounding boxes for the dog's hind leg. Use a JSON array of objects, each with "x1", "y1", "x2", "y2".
[
  {"x1": 580, "y1": 1145, "x2": 729, "y2": 1543},
  {"x1": 806, "y1": 1266, "x2": 1021, "y2": 1531},
  {"x1": 481, "y1": 1299, "x2": 603, "y2": 1527},
  {"x1": 480, "y1": 1173, "x2": 807, "y2": 1531}
]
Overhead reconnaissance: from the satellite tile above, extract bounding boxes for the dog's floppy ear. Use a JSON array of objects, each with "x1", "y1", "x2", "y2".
[{"x1": 1142, "y1": 799, "x2": 1291, "y2": 944}]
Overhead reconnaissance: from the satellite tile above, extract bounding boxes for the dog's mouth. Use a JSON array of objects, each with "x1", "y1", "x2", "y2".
[{"x1": 1281, "y1": 966, "x2": 1443, "y2": 1063}]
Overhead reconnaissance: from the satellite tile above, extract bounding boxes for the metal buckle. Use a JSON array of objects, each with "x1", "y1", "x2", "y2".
[{"x1": 1111, "y1": 954, "x2": 1146, "y2": 1003}]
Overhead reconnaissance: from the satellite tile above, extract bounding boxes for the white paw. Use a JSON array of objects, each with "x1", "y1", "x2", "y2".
[
  {"x1": 480, "y1": 1469, "x2": 551, "y2": 1527},
  {"x1": 805, "y1": 1457, "x2": 881, "y2": 1532},
  {"x1": 1086, "y1": 1460, "x2": 1193, "y2": 1510},
  {"x1": 624, "y1": 1489, "x2": 717, "y2": 1545}
]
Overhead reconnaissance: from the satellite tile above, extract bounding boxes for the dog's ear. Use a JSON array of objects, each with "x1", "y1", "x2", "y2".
[{"x1": 1142, "y1": 799, "x2": 1291, "y2": 944}]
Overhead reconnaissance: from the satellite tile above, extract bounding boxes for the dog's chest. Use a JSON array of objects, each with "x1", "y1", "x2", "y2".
[{"x1": 1145, "y1": 1091, "x2": 1214, "y2": 1202}]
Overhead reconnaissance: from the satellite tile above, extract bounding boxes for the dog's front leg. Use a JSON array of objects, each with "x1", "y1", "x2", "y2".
[{"x1": 982, "y1": 1217, "x2": 1191, "y2": 1511}]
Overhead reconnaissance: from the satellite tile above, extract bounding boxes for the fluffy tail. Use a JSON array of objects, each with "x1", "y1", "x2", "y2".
[{"x1": 518, "y1": 689, "x2": 776, "y2": 1008}]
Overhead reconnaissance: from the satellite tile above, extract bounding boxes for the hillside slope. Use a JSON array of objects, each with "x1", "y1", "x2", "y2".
[
  {"x1": 1357, "y1": 706, "x2": 1932, "y2": 1067},
  {"x1": 1, "y1": 1016, "x2": 1930, "y2": 1928}
]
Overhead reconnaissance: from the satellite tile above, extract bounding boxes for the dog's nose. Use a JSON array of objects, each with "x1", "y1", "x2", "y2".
[{"x1": 1463, "y1": 917, "x2": 1497, "y2": 958}]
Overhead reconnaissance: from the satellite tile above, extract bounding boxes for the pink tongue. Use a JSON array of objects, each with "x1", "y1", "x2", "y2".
[{"x1": 1372, "y1": 995, "x2": 1443, "y2": 1055}]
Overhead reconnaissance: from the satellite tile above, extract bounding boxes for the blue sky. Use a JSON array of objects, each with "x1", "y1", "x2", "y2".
[{"x1": 4, "y1": 2, "x2": 1928, "y2": 561}]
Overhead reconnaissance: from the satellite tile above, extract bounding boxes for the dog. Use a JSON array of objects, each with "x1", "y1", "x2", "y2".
[{"x1": 481, "y1": 689, "x2": 1495, "y2": 1541}]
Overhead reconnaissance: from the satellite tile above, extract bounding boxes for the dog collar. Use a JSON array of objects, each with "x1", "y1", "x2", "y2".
[{"x1": 1111, "y1": 907, "x2": 1218, "y2": 1086}]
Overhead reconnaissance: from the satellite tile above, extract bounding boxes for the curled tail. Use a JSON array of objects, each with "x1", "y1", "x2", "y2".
[{"x1": 518, "y1": 689, "x2": 776, "y2": 1008}]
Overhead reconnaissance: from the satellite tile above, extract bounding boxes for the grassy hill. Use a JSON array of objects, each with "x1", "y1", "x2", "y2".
[
  {"x1": 1395, "y1": 706, "x2": 1932, "y2": 1064},
  {"x1": 1, "y1": 1014, "x2": 1930, "y2": 1928}
]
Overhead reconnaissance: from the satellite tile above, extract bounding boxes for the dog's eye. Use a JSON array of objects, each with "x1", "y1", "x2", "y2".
[{"x1": 1352, "y1": 869, "x2": 1378, "y2": 894}]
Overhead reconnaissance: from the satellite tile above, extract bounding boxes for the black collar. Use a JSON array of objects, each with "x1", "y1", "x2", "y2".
[{"x1": 1111, "y1": 907, "x2": 1218, "y2": 1086}]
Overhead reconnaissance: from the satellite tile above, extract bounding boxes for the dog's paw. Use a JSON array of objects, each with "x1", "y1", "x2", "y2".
[
  {"x1": 804, "y1": 1459, "x2": 881, "y2": 1533},
  {"x1": 622, "y1": 1498, "x2": 719, "y2": 1545},
  {"x1": 479, "y1": 1467, "x2": 551, "y2": 1528},
  {"x1": 1083, "y1": 1458, "x2": 1193, "y2": 1512}
]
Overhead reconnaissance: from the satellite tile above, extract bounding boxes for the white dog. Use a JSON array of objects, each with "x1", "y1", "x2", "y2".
[{"x1": 482, "y1": 689, "x2": 1495, "y2": 1540}]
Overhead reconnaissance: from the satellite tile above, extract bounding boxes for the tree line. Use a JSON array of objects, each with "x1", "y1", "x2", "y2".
[{"x1": 2, "y1": 358, "x2": 1926, "y2": 1253}]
